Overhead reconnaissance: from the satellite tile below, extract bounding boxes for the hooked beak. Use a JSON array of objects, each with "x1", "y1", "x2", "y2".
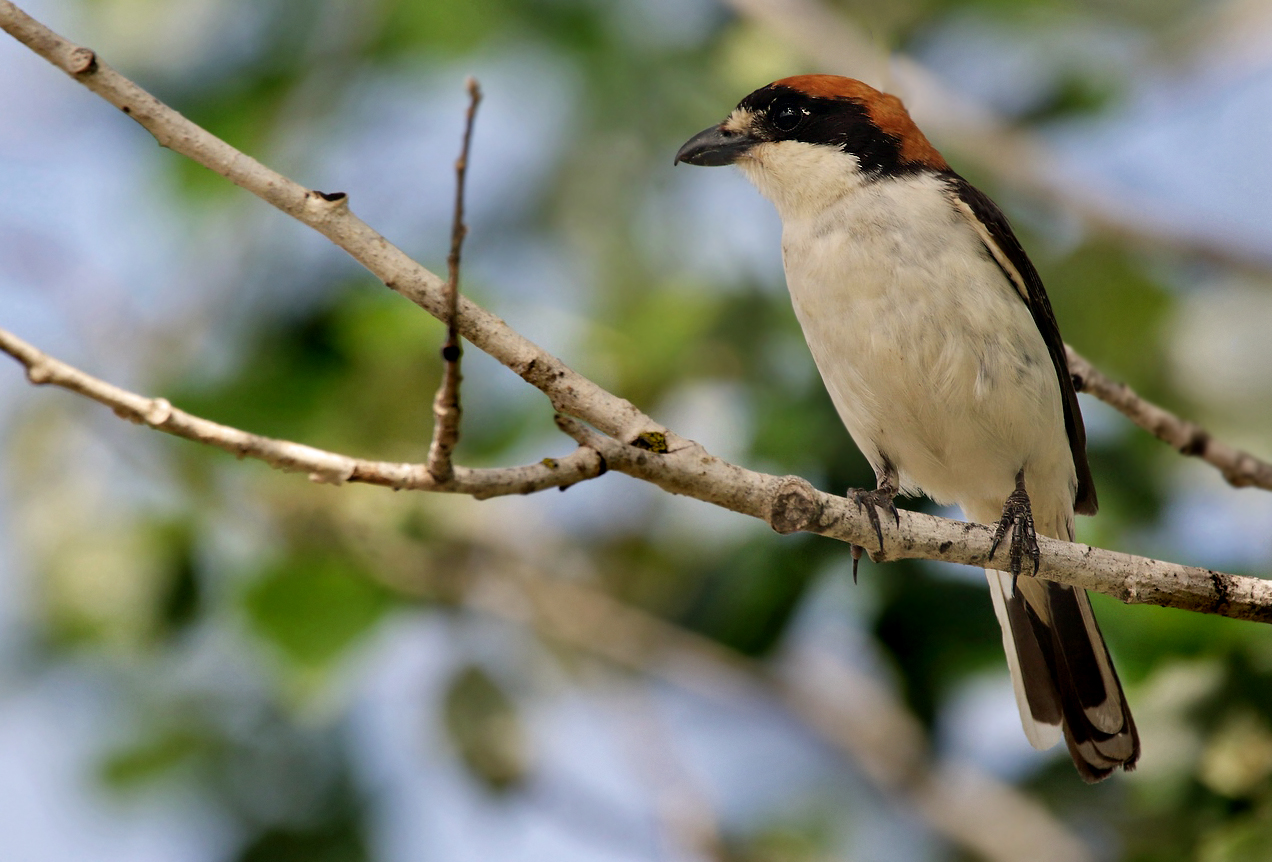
[{"x1": 674, "y1": 124, "x2": 756, "y2": 167}]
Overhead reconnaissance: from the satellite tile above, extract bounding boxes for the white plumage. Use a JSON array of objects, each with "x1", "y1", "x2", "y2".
[
  {"x1": 746, "y1": 150, "x2": 1074, "y2": 519},
  {"x1": 744, "y1": 143, "x2": 1078, "y2": 751}
]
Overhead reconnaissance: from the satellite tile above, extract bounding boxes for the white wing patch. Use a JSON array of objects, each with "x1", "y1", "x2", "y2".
[{"x1": 948, "y1": 194, "x2": 1030, "y2": 304}]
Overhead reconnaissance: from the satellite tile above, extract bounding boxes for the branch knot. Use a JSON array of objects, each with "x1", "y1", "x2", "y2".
[
  {"x1": 769, "y1": 476, "x2": 823, "y2": 535},
  {"x1": 143, "y1": 398, "x2": 173, "y2": 426},
  {"x1": 25, "y1": 360, "x2": 52, "y2": 385},
  {"x1": 67, "y1": 45, "x2": 96, "y2": 75}
]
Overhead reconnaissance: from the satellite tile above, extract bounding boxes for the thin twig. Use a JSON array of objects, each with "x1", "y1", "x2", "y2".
[
  {"x1": 0, "y1": 327, "x2": 602, "y2": 497},
  {"x1": 1067, "y1": 346, "x2": 1272, "y2": 492},
  {"x1": 428, "y1": 77, "x2": 482, "y2": 481}
]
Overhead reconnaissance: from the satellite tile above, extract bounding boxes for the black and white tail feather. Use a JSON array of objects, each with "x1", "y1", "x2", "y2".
[{"x1": 971, "y1": 501, "x2": 1139, "y2": 782}]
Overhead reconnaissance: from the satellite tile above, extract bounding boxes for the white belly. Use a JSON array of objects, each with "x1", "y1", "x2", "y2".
[{"x1": 779, "y1": 179, "x2": 1074, "y2": 514}]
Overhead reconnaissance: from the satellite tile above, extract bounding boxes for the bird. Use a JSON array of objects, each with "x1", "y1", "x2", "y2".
[{"x1": 675, "y1": 74, "x2": 1139, "y2": 782}]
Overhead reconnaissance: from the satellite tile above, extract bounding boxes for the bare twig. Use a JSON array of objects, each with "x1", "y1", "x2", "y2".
[
  {"x1": 427, "y1": 77, "x2": 482, "y2": 482},
  {"x1": 553, "y1": 416, "x2": 1272, "y2": 624},
  {"x1": 1067, "y1": 346, "x2": 1272, "y2": 492},
  {"x1": 1, "y1": 2, "x2": 1270, "y2": 624},
  {"x1": 0, "y1": 327, "x2": 602, "y2": 497}
]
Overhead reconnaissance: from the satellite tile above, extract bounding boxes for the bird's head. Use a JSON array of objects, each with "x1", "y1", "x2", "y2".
[{"x1": 675, "y1": 75, "x2": 949, "y2": 219}]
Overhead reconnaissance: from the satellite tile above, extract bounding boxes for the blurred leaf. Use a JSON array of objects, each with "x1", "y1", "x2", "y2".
[
  {"x1": 726, "y1": 827, "x2": 828, "y2": 862},
  {"x1": 677, "y1": 535, "x2": 825, "y2": 656},
  {"x1": 1198, "y1": 650, "x2": 1272, "y2": 735},
  {"x1": 237, "y1": 815, "x2": 368, "y2": 862},
  {"x1": 1046, "y1": 240, "x2": 1172, "y2": 394},
  {"x1": 100, "y1": 730, "x2": 202, "y2": 789},
  {"x1": 443, "y1": 665, "x2": 530, "y2": 791},
  {"x1": 1019, "y1": 71, "x2": 1120, "y2": 122},
  {"x1": 1092, "y1": 597, "x2": 1251, "y2": 683},
  {"x1": 243, "y1": 553, "x2": 392, "y2": 668},
  {"x1": 173, "y1": 287, "x2": 442, "y2": 461},
  {"x1": 1197, "y1": 807, "x2": 1272, "y2": 862},
  {"x1": 170, "y1": 70, "x2": 294, "y2": 199},
  {"x1": 375, "y1": 0, "x2": 511, "y2": 56},
  {"x1": 1199, "y1": 712, "x2": 1272, "y2": 798},
  {"x1": 590, "y1": 280, "x2": 725, "y2": 404},
  {"x1": 1084, "y1": 429, "x2": 1170, "y2": 528},
  {"x1": 153, "y1": 519, "x2": 203, "y2": 638}
]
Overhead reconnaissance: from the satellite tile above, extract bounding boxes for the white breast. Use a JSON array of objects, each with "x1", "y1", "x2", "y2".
[{"x1": 756, "y1": 166, "x2": 1074, "y2": 517}]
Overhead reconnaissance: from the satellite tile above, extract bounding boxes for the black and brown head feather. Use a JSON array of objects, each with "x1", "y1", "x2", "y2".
[{"x1": 737, "y1": 75, "x2": 949, "y2": 174}]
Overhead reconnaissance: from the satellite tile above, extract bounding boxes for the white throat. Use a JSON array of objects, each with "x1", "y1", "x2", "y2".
[{"x1": 735, "y1": 140, "x2": 870, "y2": 223}]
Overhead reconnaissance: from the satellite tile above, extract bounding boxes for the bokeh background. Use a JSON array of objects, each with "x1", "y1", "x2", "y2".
[{"x1": 4, "y1": 0, "x2": 1272, "y2": 859}]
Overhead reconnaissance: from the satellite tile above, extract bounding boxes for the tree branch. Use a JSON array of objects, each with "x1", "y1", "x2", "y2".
[
  {"x1": 0, "y1": 327, "x2": 602, "y2": 497},
  {"x1": 0, "y1": 0, "x2": 650, "y2": 442},
  {"x1": 427, "y1": 77, "x2": 482, "y2": 482},
  {"x1": 2, "y1": 1, "x2": 1270, "y2": 625},
  {"x1": 552, "y1": 417, "x2": 1272, "y2": 624},
  {"x1": 1067, "y1": 346, "x2": 1272, "y2": 492}
]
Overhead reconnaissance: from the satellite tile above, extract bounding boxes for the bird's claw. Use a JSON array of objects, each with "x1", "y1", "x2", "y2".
[
  {"x1": 850, "y1": 486, "x2": 899, "y2": 551},
  {"x1": 988, "y1": 485, "x2": 1040, "y2": 589},
  {"x1": 848, "y1": 487, "x2": 899, "y2": 583}
]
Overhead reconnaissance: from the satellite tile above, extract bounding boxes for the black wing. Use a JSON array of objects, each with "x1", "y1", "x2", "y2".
[{"x1": 943, "y1": 173, "x2": 1097, "y2": 516}]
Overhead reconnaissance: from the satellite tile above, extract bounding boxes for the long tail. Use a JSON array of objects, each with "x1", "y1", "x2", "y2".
[{"x1": 970, "y1": 501, "x2": 1140, "y2": 782}]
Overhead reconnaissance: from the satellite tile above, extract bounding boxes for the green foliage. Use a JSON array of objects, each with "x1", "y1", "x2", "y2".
[
  {"x1": 1046, "y1": 240, "x2": 1173, "y2": 392},
  {"x1": 874, "y1": 563, "x2": 1003, "y2": 724},
  {"x1": 243, "y1": 552, "x2": 392, "y2": 669},
  {"x1": 375, "y1": 0, "x2": 511, "y2": 57},
  {"x1": 1018, "y1": 71, "x2": 1121, "y2": 122},
  {"x1": 101, "y1": 729, "x2": 204, "y2": 789},
  {"x1": 443, "y1": 665, "x2": 529, "y2": 791},
  {"x1": 173, "y1": 288, "x2": 442, "y2": 459},
  {"x1": 237, "y1": 816, "x2": 369, "y2": 862},
  {"x1": 678, "y1": 535, "x2": 826, "y2": 656},
  {"x1": 590, "y1": 281, "x2": 727, "y2": 405},
  {"x1": 1198, "y1": 812, "x2": 1272, "y2": 862}
]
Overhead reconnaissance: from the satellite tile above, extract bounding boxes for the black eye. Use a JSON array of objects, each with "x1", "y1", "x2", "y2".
[{"x1": 771, "y1": 102, "x2": 806, "y2": 133}]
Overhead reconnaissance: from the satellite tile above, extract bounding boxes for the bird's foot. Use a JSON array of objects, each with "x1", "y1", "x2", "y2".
[
  {"x1": 988, "y1": 483, "x2": 1040, "y2": 588},
  {"x1": 848, "y1": 486, "x2": 899, "y2": 584}
]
